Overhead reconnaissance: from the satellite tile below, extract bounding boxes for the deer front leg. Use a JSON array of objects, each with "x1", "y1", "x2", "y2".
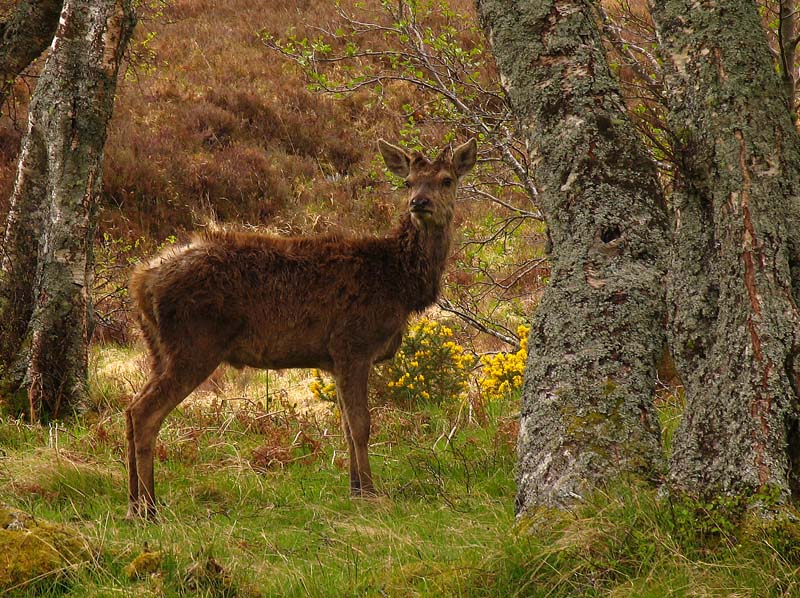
[
  {"x1": 338, "y1": 410, "x2": 361, "y2": 494},
  {"x1": 335, "y1": 361, "x2": 375, "y2": 497}
]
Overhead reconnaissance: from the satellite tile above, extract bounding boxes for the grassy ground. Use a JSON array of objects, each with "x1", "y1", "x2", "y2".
[
  {"x1": 1, "y1": 346, "x2": 800, "y2": 597},
  {"x1": 1, "y1": 345, "x2": 518, "y2": 597}
]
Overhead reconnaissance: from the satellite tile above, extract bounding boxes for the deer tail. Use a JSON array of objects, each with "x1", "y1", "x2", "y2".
[{"x1": 130, "y1": 264, "x2": 163, "y2": 372}]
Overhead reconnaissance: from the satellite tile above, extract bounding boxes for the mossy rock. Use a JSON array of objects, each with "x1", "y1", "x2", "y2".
[
  {"x1": 0, "y1": 505, "x2": 91, "y2": 592},
  {"x1": 0, "y1": 505, "x2": 20, "y2": 529},
  {"x1": 124, "y1": 549, "x2": 162, "y2": 580}
]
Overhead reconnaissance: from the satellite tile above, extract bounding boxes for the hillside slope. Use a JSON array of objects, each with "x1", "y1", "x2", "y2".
[{"x1": 0, "y1": 0, "x2": 543, "y2": 344}]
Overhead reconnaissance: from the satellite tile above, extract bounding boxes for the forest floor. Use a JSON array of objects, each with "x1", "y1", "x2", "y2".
[
  {"x1": 2, "y1": 0, "x2": 798, "y2": 594},
  {"x1": 1, "y1": 345, "x2": 799, "y2": 597}
]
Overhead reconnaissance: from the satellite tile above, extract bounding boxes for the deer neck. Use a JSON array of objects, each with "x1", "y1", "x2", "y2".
[{"x1": 395, "y1": 214, "x2": 453, "y2": 311}]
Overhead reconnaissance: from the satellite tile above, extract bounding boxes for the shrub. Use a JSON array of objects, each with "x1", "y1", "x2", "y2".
[
  {"x1": 377, "y1": 318, "x2": 474, "y2": 406},
  {"x1": 92, "y1": 233, "x2": 176, "y2": 343},
  {"x1": 478, "y1": 324, "x2": 530, "y2": 401},
  {"x1": 309, "y1": 369, "x2": 337, "y2": 404},
  {"x1": 308, "y1": 318, "x2": 474, "y2": 408}
]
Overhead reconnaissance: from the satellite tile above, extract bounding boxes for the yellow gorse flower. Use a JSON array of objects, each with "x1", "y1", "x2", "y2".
[
  {"x1": 478, "y1": 324, "x2": 530, "y2": 401},
  {"x1": 309, "y1": 369, "x2": 338, "y2": 403},
  {"x1": 379, "y1": 317, "x2": 474, "y2": 405},
  {"x1": 309, "y1": 318, "x2": 528, "y2": 407}
]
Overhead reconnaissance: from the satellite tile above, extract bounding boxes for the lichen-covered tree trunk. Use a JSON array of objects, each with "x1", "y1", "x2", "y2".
[
  {"x1": 650, "y1": 0, "x2": 800, "y2": 500},
  {"x1": 0, "y1": 0, "x2": 135, "y2": 420},
  {"x1": 0, "y1": 0, "x2": 63, "y2": 364},
  {"x1": 476, "y1": 0, "x2": 668, "y2": 511},
  {"x1": 0, "y1": 0, "x2": 63, "y2": 110}
]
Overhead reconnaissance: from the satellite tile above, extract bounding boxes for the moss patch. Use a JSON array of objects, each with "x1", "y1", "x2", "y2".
[
  {"x1": 124, "y1": 549, "x2": 162, "y2": 580},
  {"x1": 0, "y1": 504, "x2": 91, "y2": 592}
]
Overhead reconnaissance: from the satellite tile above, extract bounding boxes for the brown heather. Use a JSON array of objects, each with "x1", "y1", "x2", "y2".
[
  {"x1": 0, "y1": 0, "x2": 524, "y2": 345},
  {"x1": 0, "y1": 0, "x2": 482, "y2": 236},
  {"x1": 95, "y1": 0, "x2": 483, "y2": 239},
  {"x1": 125, "y1": 138, "x2": 477, "y2": 519}
]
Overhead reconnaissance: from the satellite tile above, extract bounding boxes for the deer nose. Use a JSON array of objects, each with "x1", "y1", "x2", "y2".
[{"x1": 410, "y1": 196, "x2": 431, "y2": 212}]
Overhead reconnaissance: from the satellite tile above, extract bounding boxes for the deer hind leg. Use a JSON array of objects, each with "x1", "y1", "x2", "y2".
[
  {"x1": 125, "y1": 409, "x2": 138, "y2": 517},
  {"x1": 125, "y1": 377, "x2": 160, "y2": 519},
  {"x1": 127, "y1": 353, "x2": 222, "y2": 520},
  {"x1": 335, "y1": 361, "x2": 375, "y2": 497},
  {"x1": 127, "y1": 305, "x2": 166, "y2": 518}
]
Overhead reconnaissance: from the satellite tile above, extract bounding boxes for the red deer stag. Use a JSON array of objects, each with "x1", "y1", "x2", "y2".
[{"x1": 125, "y1": 138, "x2": 477, "y2": 519}]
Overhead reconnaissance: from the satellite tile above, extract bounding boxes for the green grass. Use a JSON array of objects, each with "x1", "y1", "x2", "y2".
[
  {"x1": 0, "y1": 390, "x2": 518, "y2": 597},
  {"x1": 2, "y1": 364, "x2": 800, "y2": 597}
]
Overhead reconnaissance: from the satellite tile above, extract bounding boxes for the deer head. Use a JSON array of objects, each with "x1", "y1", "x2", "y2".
[{"x1": 378, "y1": 138, "x2": 478, "y2": 230}]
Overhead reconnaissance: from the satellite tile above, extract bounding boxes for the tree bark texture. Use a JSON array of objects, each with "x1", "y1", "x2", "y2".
[
  {"x1": 0, "y1": 0, "x2": 63, "y2": 110},
  {"x1": 650, "y1": 0, "x2": 800, "y2": 500},
  {"x1": 476, "y1": 0, "x2": 669, "y2": 512},
  {"x1": 777, "y1": 0, "x2": 798, "y2": 111},
  {"x1": 0, "y1": 0, "x2": 135, "y2": 420},
  {"x1": 0, "y1": 0, "x2": 62, "y2": 356}
]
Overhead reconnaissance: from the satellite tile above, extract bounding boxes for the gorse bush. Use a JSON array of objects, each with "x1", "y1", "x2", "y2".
[
  {"x1": 478, "y1": 323, "x2": 530, "y2": 401},
  {"x1": 309, "y1": 369, "x2": 337, "y2": 403},
  {"x1": 380, "y1": 318, "x2": 474, "y2": 406},
  {"x1": 309, "y1": 317, "x2": 474, "y2": 407},
  {"x1": 309, "y1": 319, "x2": 534, "y2": 408}
]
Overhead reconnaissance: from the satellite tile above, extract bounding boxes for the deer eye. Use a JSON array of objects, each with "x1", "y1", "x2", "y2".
[
  {"x1": 442, "y1": 177, "x2": 453, "y2": 188},
  {"x1": 404, "y1": 179, "x2": 412, "y2": 189}
]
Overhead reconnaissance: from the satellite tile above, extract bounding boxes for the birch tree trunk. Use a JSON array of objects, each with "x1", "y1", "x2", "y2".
[
  {"x1": 0, "y1": 0, "x2": 135, "y2": 420},
  {"x1": 0, "y1": 0, "x2": 62, "y2": 352},
  {"x1": 475, "y1": 0, "x2": 669, "y2": 512},
  {"x1": 650, "y1": 0, "x2": 800, "y2": 500},
  {"x1": 0, "y1": 0, "x2": 63, "y2": 110}
]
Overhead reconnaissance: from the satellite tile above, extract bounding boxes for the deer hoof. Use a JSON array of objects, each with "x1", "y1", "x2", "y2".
[
  {"x1": 352, "y1": 486, "x2": 383, "y2": 500},
  {"x1": 125, "y1": 504, "x2": 140, "y2": 520},
  {"x1": 125, "y1": 505, "x2": 158, "y2": 523}
]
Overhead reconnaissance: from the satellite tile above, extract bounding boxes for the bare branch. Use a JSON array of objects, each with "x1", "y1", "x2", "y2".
[
  {"x1": 463, "y1": 183, "x2": 542, "y2": 219},
  {"x1": 437, "y1": 297, "x2": 519, "y2": 349}
]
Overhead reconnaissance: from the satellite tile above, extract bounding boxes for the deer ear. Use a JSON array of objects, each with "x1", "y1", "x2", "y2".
[
  {"x1": 378, "y1": 139, "x2": 412, "y2": 178},
  {"x1": 452, "y1": 138, "x2": 478, "y2": 177}
]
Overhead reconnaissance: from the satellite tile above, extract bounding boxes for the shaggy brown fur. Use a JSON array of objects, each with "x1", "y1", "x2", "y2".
[{"x1": 125, "y1": 138, "x2": 477, "y2": 519}]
